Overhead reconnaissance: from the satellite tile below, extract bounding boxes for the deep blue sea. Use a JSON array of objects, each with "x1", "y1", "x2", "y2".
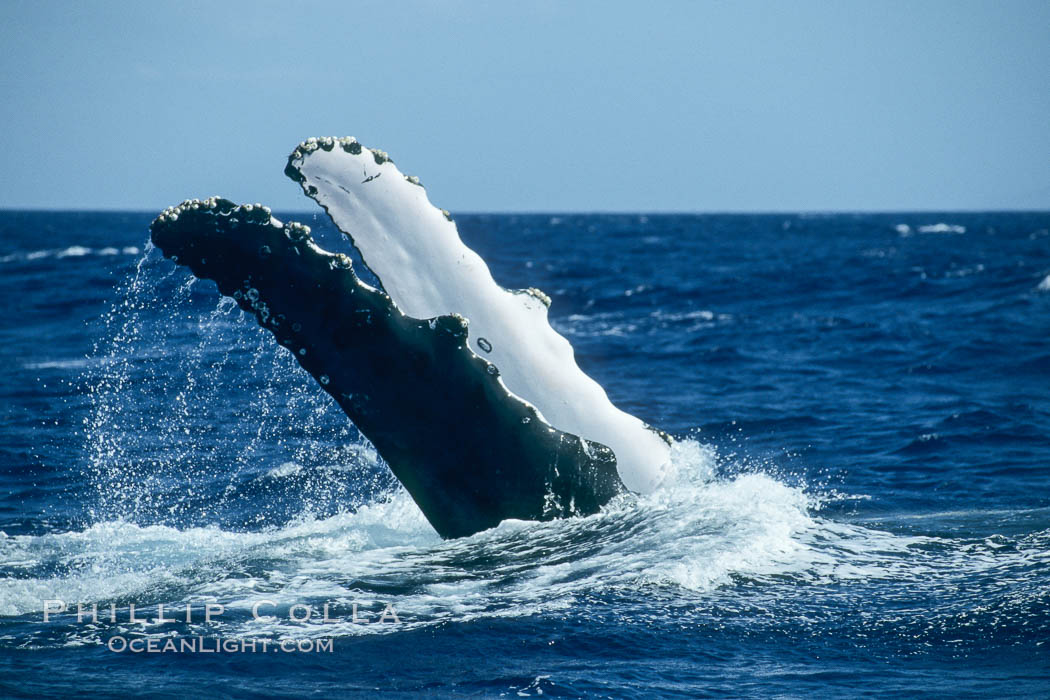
[{"x1": 1, "y1": 210, "x2": 1048, "y2": 698}]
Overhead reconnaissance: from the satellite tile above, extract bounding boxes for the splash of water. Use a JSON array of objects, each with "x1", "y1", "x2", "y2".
[{"x1": 82, "y1": 245, "x2": 394, "y2": 530}]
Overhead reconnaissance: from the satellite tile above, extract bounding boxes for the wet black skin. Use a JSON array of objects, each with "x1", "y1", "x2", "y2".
[{"x1": 150, "y1": 199, "x2": 625, "y2": 538}]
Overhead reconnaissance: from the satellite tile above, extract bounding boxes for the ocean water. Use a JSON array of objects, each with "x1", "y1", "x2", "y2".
[{"x1": 1, "y1": 209, "x2": 1048, "y2": 698}]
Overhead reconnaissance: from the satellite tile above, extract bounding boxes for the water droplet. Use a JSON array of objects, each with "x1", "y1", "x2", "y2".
[
  {"x1": 477, "y1": 337, "x2": 493, "y2": 353},
  {"x1": 319, "y1": 375, "x2": 330, "y2": 385},
  {"x1": 258, "y1": 245, "x2": 271, "y2": 258}
]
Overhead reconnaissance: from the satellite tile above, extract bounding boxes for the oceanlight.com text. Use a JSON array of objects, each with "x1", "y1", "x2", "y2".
[{"x1": 106, "y1": 636, "x2": 334, "y2": 654}]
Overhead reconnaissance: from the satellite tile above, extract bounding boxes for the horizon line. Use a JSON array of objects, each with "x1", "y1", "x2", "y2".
[{"x1": 2, "y1": 206, "x2": 1048, "y2": 217}]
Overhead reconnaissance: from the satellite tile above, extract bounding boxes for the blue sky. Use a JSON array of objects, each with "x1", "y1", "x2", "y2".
[{"x1": 1, "y1": 1, "x2": 1047, "y2": 212}]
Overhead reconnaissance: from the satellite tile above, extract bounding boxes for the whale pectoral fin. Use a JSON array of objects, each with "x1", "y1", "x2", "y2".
[
  {"x1": 150, "y1": 198, "x2": 625, "y2": 538},
  {"x1": 286, "y1": 137, "x2": 672, "y2": 494}
]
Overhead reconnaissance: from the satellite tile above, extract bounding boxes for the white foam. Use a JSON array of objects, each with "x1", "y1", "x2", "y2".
[
  {"x1": 23, "y1": 358, "x2": 95, "y2": 370},
  {"x1": 0, "y1": 492, "x2": 436, "y2": 619},
  {"x1": 0, "y1": 246, "x2": 143, "y2": 263},
  {"x1": 290, "y1": 143, "x2": 670, "y2": 493},
  {"x1": 267, "y1": 461, "x2": 302, "y2": 478},
  {"x1": 4, "y1": 440, "x2": 1047, "y2": 643},
  {"x1": 918, "y1": 223, "x2": 966, "y2": 234},
  {"x1": 1037, "y1": 274, "x2": 1050, "y2": 292}
]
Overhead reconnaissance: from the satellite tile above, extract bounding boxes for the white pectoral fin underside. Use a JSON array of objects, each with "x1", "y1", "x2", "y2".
[{"x1": 287, "y1": 137, "x2": 671, "y2": 493}]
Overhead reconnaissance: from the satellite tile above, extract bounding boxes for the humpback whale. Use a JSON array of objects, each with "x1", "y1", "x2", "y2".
[{"x1": 151, "y1": 137, "x2": 671, "y2": 538}]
